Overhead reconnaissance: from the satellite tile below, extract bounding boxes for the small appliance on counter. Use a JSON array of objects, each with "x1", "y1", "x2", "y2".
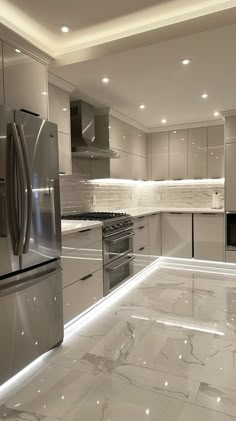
[
  {"x1": 62, "y1": 212, "x2": 134, "y2": 294},
  {"x1": 212, "y1": 191, "x2": 221, "y2": 209}
]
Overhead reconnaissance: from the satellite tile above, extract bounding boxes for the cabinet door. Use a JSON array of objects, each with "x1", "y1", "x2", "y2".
[
  {"x1": 109, "y1": 116, "x2": 131, "y2": 153},
  {"x1": 151, "y1": 132, "x2": 169, "y2": 180},
  {"x1": 63, "y1": 269, "x2": 103, "y2": 324},
  {"x1": 131, "y1": 128, "x2": 147, "y2": 157},
  {"x1": 208, "y1": 125, "x2": 224, "y2": 178},
  {"x1": 162, "y1": 213, "x2": 192, "y2": 258},
  {"x1": 0, "y1": 42, "x2": 3, "y2": 105},
  {"x1": 110, "y1": 149, "x2": 131, "y2": 179},
  {"x1": 225, "y1": 143, "x2": 236, "y2": 211},
  {"x1": 58, "y1": 132, "x2": 72, "y2": 174},
  {"x1": 148, "y1": 213, "x2": 162, "y2": 256},
  {"x1": 48, "y1": 84, "x2": 70, "y2": 134},
  {"x1": 194, "y1": 214, "x2": 224, "y2": 262},
  {"x1": 131, "y1": 155, "x2": 147, "y2": 180},
  {"x1": 3, "y1": 42, "x2": 48, "y2": 118},
  {"x1": 169, "y1": 130, "x2": 187, "y2": 180},
  {"x1": 188, "y1": 127, "x2": 207, "y2": 179}
]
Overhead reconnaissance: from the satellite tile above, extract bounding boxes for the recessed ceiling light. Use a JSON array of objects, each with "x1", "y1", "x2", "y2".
[
  {"x1": 15, "y1": 48, "x2": 21, "y2": 53},
  {"x1": 214, "y1": 111, "x2": 220, "y2": 117},
  {"x1": 61, "y1": 25, "x2": 70, "y2": 33},
  {"x1": 41, "y1": 91, "x2": 47, "y2": 96},
  {"x1": 201, "y1": 93, "x2": 208, "y2": 99},
  {"x1": 173, "y1": 131, "x2": 177, "y2": 134},
  {"x1": 62, "y1": 108, "x2": 67, "y2": 111},
  {"x1": 139, "y1": 104, "x2": 146, "y2": 110},
  {"x1": 161, "y1": 119, "x2": 167, "y2": 124},
  {"x1": 181, "y1": 58, "x2": 192, "y2": 65},
  {"x1": 101, "y1": 77, "x2": 110, "y2": 84}
]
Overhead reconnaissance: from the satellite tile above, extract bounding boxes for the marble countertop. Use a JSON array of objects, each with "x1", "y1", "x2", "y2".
[
  {"x1": 117, "y1": 207, "x2": 224, "y2": 217},
  {"x1": 61, "y1": 220, "x2": 103, "y2": 236}
]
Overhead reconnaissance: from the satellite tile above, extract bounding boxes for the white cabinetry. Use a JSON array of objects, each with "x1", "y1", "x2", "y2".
[
  {"x1": 3, "y1": 42, "x2": 48, "y2": 118},
  {"x1": 150, "y1": 132, "x2": 169, "y2": 180},
  {"x1": 188, "y1": 127, "x2": 207, "y2": 179},
  {"x1": 0, "y1": 42, "x2": 3, "y2": 104},
  {"x1": 225, "y1": 142, "x2": 236, "y2": 211},
  {"x1": 110, "y1": 150, "x2": 131, "y2": 179},
  {"x1": 193, "y1": 213, "x2": 224, "y2": 262},
  {"x1": 162, "y1": 213, "x2": 192, "y2": 258},
  {"x1": 169, "y1": 130, "x2": 188, "y2": 180},
  {"x1": 48, "y1": 83, "x2": 72, "y2": 174},
  {"x1": 208, "y1": 125, "x2": 224, "y2": 178},
  {"x1": 62, "y1": 226, "x2": 103, "y2": 323},
  {"x1": 148, "y1": 213, "x2": 161, "y2": 256},
  {"x1": 63, "y1": 269, "x2": 103, "y2": 324}
]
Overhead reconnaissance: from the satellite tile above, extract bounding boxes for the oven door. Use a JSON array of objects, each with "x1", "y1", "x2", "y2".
[
  {"x1": 103, "y1": 229, "x2": 134, "y2": 265},
  {"x1": 226, "y1": 212, "x2": 236, "y2": 249},
  {"x1": 104, "y1": 254, "x2": 135, "y2": 296}
]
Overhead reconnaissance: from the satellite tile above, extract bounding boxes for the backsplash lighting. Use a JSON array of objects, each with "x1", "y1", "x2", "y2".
[{"x1": 60, "y1": 176, "x2": 224, "y2": 215}]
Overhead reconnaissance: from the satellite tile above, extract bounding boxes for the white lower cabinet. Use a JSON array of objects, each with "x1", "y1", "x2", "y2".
[
  {"x1": 193, "y1": 214, "x2": 224, "y2": 262},
  {"x1": 162, "y1": 213, "x2": 192, "y2": 258},
  {"x1": 63, "y1": 269, "x2": 103, "y2": 324},
  {"x1": 148, "y1": 213, "x2": 161, "y2": 256},
  {"x1": 133, "y1": 225, "x2": 148, "y2": 252}
]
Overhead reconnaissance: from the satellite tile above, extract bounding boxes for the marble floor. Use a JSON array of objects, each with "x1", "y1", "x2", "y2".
[{"x1": 2, "y1": 259, "x2": 236, "y2": 420}]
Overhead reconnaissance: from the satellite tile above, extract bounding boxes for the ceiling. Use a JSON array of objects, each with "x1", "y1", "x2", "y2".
[
  {"x1": 1, "y1": 0, "x2": 236, "y2": 129},
  {"x1": 52, "y1": 23, "x2": 236, "y2": 129},
  {"x1": 1, "y1": 0, "x2": 236, "y2": 56}
]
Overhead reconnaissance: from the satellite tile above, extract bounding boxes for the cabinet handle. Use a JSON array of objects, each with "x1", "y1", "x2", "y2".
[
  {"x1": 80, "y1": 273, "x2": 93, "y2": 281},
  {"x1": 80, "y1": 229, "x2": 92, "y2": 233},
  {"x1": 169, "y1": 212, "x2": 183, "y2": 215},
  {"x1": 139, "y1": 247, "x2": 145, "y2": 251},
  {"x1": 200, "y1": 213, "x2": 218, "y2": 216},
  {"x1": 138, "y1": 226, "x2": 145, "y2": 230},
  {"x1": 151, "y1": 213, "x2": 157, "y2": 216},
  {"x1": 138, "y1": 216, "x2": 145, "y2": 219}
]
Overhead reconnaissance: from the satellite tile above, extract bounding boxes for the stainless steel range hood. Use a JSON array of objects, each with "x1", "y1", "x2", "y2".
[{"x1": 71, "y1": 100, "x2": 120, "y2": 159}]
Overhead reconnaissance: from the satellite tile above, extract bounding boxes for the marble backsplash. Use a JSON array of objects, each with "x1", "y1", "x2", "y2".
[{"x1": 60, "y1": 175, "x2": 224, "y2": 215}]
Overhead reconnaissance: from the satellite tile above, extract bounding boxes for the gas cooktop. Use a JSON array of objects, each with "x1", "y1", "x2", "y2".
[{"x1": 62, "y1": 212, "x2": 128, "y2": 221}]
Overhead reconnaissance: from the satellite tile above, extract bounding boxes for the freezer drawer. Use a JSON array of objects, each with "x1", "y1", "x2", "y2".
[{"x1": 0, "y1": 261, "x2": 63, "y2": 386}]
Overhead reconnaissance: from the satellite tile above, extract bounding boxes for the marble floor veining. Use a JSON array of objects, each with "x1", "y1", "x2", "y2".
[{"x1": 2, "y1": 259, "x2": 236, "y2": 420}]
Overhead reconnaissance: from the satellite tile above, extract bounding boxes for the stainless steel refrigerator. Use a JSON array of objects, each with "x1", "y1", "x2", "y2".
[{"x1": 0, "y1": 106, "x2": 63, "y2": 386}]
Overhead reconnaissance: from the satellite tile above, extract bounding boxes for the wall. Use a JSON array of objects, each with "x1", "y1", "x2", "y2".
[{"x1": 60, "y1": 175, "x2": 224, "y2": 214}]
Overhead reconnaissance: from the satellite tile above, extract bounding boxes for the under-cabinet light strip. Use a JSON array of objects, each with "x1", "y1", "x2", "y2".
[{"x1": 89, "y1": 178, "x2": 224, "y2": 186}]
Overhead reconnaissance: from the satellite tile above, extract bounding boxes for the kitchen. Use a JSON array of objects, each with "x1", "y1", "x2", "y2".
[{"x1": 1, "y1": 1, "x2": 236, "y2": 419}]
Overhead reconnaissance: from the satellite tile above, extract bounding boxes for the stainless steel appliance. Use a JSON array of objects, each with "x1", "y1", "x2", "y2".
[
  {"x1": 62, "y1": 212, "x2": 134, "y2": 295},
  {"x1": 0, "y1": 106, "x2": 63, "y2": 386},
  {"x1": 226, "y1": 212, "x2": 236, "y2": 249}
]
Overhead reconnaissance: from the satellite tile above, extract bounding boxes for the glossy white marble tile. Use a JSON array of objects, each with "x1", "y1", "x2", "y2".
[{"x1": 196, "y1": 382, "x2": 236, "y2": 417}]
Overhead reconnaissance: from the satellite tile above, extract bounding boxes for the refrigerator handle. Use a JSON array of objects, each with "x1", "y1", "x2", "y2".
[
  {"x1": 6, "y1": 125, "x2": 18, "y2": 253},
  {"x1": 0, "y1": 178, "x2": 7, "y2": 237},
  {"x1": 7, "y1": 123, "x2": 27, "y2": 256},
  {"x1": 17, "y1": 124, "x2": 32, "y2": 253}
]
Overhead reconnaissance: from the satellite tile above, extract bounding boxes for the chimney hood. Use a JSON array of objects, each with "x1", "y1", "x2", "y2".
[{"x1": 70, "y1": 100, "x2": 120, "y2": 159}]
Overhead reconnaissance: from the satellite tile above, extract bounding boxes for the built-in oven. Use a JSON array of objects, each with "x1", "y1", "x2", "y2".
[
  {"x1": 103, "y1": 228, "x2": 134, "y2": 265},
  {"x1": 226, "y1": 212, "x2": 236, "y2": 249},
  {"x1": 103, "y1": 253, "x2": 135, "y2": 295}
]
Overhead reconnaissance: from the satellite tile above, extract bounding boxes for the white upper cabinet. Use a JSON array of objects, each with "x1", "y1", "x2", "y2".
[
  {"x1": 169, "y1": 129, "x2": 188, "y2": 180},
  {"x1": 3, "y1": 42, "x2": 48, "y2": 118},
  {"x1": 110, "y1": 149, "x2": 131, "y2": 179},
  {"x1": 131, "y1": 128, "x2": 147, "y2": 157},
  {"x1": 131, "y1": 155, "x2": 147, "y2": 180},
  {"x1": 225, "y1": 142, "x2": 236, "y2": 211},
  {"x1": 207, "y1": 125, "x2": 224, "y2": 178},
  {"x1": 151, "y1": 132, "x2": 169, "y2": 180},
  {"x1": 188, "y1": 127, "x2": 207, "y2": 179},
  {"x1": 109, "y1": 116, "x2": 131, "y2": 153},
  {"x1": 48, "y1": 84, "x2": 70, "y2": 134},
  {"x1": 0, "y1": 42, "x2": 3, "y2": 104}
]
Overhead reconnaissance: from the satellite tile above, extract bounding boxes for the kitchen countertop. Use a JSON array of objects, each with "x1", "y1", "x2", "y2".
[
  {"x1": 61, "y1": 220, "x2": 103, "y2": 236},
  {"x1": 115, "y1": 207, "x2": 225, "y2": 217}
]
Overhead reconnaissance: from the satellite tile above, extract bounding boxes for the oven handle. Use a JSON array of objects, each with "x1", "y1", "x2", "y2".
[
  {"x1": 106, "y1": 232, "x2": 134, "y2": 244},
  {"x1": 105, "y1": 256, "x2": 135, "y2": 272}
]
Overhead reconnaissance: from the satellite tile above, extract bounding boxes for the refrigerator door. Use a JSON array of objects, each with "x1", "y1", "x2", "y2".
[
  {"x1": 0, "y1": 106, "x2": 20, "y2": 277},
  {"x1": 0, "y1": 260, "x2": 63, "y2": 386},
  {"x1": 14, "y1": 111, "x2": 62, "y2": 270}
]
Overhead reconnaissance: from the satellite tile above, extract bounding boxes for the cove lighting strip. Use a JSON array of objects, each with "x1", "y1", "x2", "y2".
[{"x1": 89, "y1": 178, "x2": 224, "y2": 186}]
